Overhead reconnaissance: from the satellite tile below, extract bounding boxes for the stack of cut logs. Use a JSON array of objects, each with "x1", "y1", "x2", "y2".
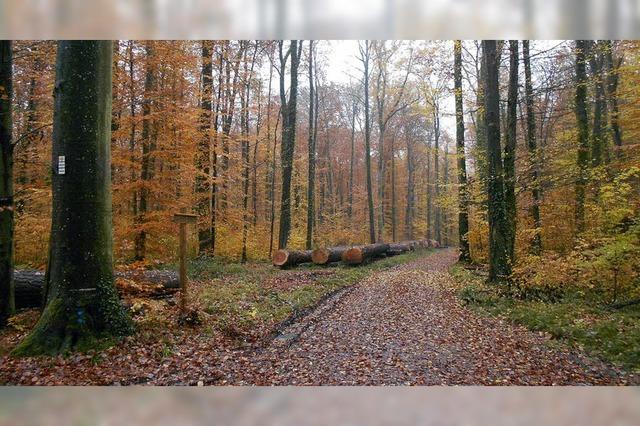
[{"x1": 272, "y1": 239, "x2": 440, "y2": 268}]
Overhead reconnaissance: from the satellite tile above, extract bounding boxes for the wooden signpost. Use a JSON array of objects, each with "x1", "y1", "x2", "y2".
[{"x1": 172, "y1": 212, "x2": 197, "y2": 316}]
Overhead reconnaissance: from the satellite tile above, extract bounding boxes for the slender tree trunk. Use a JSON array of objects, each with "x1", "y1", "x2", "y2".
[
  {"x1": 523, "y1": 40, "x2": 542, "y2": 254},
  {"x1": 348, "y1": 100, "x2": 356, "y2": 219},
  {"x1": 404, "y1": 123, "x2": 414, "y2": 241},
  {"x1": 426, "y1": 136, "x2": 432, "y2": 240},
  {"x1": 211, "y1": 45, "x2": 224, "y2": 254},
  {"x1": 197, "y1": 40, "x2": 213, "y2": 252},
  {"x1": 602, "y1": 41, "x2": 622, "y2": 154},
  {"x1": 240, "y1": 44, "x2": 258, "y2": 262},
  {"x1": 0, "y1": 41, "x2": 14, "y2": 326},
  {"x1": 443, "y1": 141, "x2": 450, "y2": 246},
  {"x1": 454, "y1": 40, "x2": 471, "y2": 262},
  {"x1": 278, "y1": 40, "x2": 302, "y2": 249},
  {"x1": 127, "y1": 42, "x2": 138, "y2": 242},
  {"x1": 14, "y1": 41, "x2": 132, "y2": 356},
  {"x1": 306, "y1": 41, "x2": 315, "y2": 250},
  {"x1": 433, "y1": 107, "x2": 441, "y2": 244},
  {"x1": 588, "y1": 41, "x2": 606, "y2": 166},
  {"x1": 269, "y1": 111, "x2": 280, "y2": 256},
  {"x1": 483, "y1": 40, "x2": 512, "y2": 282},
  {"x1": 390, "y1": 133, "x2": 397, "y2": 242},
  {"x1": 504, "y1": 40, "x2": 519, "y2": 262},
  {"x1": 574, "y1": 40, "x2": 590, "y2": 235},
  {"x1": 376, "y1": 121, "x2": 386, "y2": 242},
  {"x1": 134, "y1": 41, "x2": 154, "y2": 261},
  {"x1": 361, "y1": 42, "x2": 376, "y2": 244}
]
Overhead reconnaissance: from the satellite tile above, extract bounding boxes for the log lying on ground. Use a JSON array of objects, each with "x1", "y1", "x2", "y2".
[
  {"x1": 272, "y1": 249, "x2": 314, "y2": 268},
  {"x1": 386, "y1": 242, "x2": 415, "y2": 256},
  {"x1": 342, "y1": 243, "x2": 390, "y2": 265},
  {"x1": 311, "y1": 246, "x2": 350, "y2": 265},
  {"x1": 13, "y1": 269, "x2": 180, "y2": 310}
]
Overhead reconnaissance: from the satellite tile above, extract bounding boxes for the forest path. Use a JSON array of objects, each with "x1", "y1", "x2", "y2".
[{"x1": 225, "y1": 249, "x2": 635, "y2": 385}]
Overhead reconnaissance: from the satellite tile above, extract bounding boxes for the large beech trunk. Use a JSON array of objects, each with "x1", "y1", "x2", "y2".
[
  {"x1": 13, "y1": 41, "x2": 132, "y2": 356},
  {"x1": 311, "y1": 246, "x2": 349, "y2": 265},
  {"x1": 272, "y1": 249, "x2": 313, "y2": 268},
  {"x1": 342, "y1": 243, "x2": 390, "y2": 265},
  {"x1": 13, "y1": 270, "x2": 180, "y2": 310}
]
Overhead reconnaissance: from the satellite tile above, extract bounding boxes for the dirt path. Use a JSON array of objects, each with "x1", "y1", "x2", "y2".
[{"x1": 221, "y1": 249, "x2": 636, "y2": 385}]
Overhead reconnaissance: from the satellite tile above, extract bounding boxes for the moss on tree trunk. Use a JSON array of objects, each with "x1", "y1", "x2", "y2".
[{"x1": 13, "y1": 41, "x2": 131, "y2": 356}]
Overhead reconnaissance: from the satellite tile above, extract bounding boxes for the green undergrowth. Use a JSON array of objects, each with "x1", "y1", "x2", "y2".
[
  {"x1": 451, "y1": 264, "x2": 640, "y2": 373},
  {"x1": 195, "y1": 249, "x2": 434, "y2": 339}
]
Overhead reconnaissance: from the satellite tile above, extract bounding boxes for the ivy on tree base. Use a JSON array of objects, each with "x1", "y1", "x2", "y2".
[{"x1": 12, "y1": 282, "x2": 133, "y2": 357}]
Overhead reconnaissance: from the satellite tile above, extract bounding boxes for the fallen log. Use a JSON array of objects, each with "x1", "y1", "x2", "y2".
[
  {"x1": 311, "y1": 246, "x2": 350, "y2": 265},
  {"x1": 386, "y1": 242, "x2": 415, "y2": 256},
  {"x1": 342, "y1": 243, "x2": 390, "y2": 265},
  {"x1": 272, "y1": 249, "x2": 313, "y2": 268},
  {"x1": 13, "y1": 269, "x2": 180, "y2": 310}
]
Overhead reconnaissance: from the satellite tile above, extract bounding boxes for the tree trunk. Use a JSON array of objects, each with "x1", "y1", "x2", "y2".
[
  {"x1": 404, "y1": 122, "x2": 415, "y2": 241},
  {"x1": 523, "y1": 40, "x2": 542, "y2": 254},
  {"x1": 386, "y1": 242, "x2": 413, "y2": 256},
  {"x1": 210, "y1": 45, "x2": 224, "y2": 253},
  {"x1": 588, "y1": 41, "x2": 606, "y2": 166},
  {"x1": 311, "y1": 246, "x2": 349, "y2": 265},
  {"x1": 272, "y1": 249, "x2": 313, "y2": 268},
  {"x1": 197, "y1": 40, "x2": 213, "y2": 252},
  {"x1": 574, "y1": 40, "x2": 590, "y2": 235},
  {"x1": 454, "y1": 40, "x2": 471, "y2": 262},
  {"x1": 433, "y1": 107, "x2": 441, "y2": 244},
  {"x1": 134, "y1": 41, "x2": 154, "y2": 261},
  {"x1": 390, "y1": 133, "x2": 397, "y2": 242},
  {"x1": 306, "y1": 41, "x2": 316, "y2": 250},
  {"x1": 360, "y1": 41, "x2": 376, "y2": 244},
  {"x1": 348, "y1": 100, "x2": 356, "y2": 219},
  {"x1": 13, "y1": 41, "x2": 132, "y2": 356},
  {"x1": 278, "y1": 40, "x2": 302, "y2": 249},
  {"x1": 342, "y1": 243, "x2": 390, "y2": 265},
  {"x1": 504, "y1": 40, "x2": 519, "y2": 262},
  {"x1": 483, "y1": 40, "x2": 512, "y2": 282},
  {"x1": 0, "y1": 40, "x2": 14, "y2": 326},
  {"x1": 602, "y1": 41, "x2": 622, "y2": 154}
]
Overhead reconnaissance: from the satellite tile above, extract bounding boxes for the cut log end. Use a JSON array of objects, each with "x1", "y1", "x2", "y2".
[
  {"x1": 272, "y1": 249, "x2": 313, "y2": 268},
  {"x1": 311, "y1": 248, "x2": 330, "y2": 265},
  {"x1": 272, "y1": 250, "x2": 290, "y2": 267},
  {"x1": 342, "y1": 247, "x2": 364, "y2": 265}
]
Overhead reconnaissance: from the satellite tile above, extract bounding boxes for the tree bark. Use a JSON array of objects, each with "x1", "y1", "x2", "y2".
[
  {"x1": 587, "y1": 41, "x2": 606, "y2": 166},
  {"x1": 523, "y1": 40, "x2": 542, "y2": 254},
  {"x1": 278, "y1": 40, "x2": 302, "y2": 249},
  {"x1": 404, "y1": 119, "x2": 415, "y2": 241},
  {"x1": 386, "y1": 242, "x2": 413, "y2": 256},
  {"x1": 306, "y1": 41, "x2": 316, "y2": 250},
  {"x1": 342, "y1": 243, "x2": 390, "y2": 265},
  {"x1": 134, "y1": 41, "x2": 155, "y2": 261},
  {"x1": 483, "y1": 40, "x2": 512, "y2": 282},
  {"x1": 311, "y1": 246, "x2": 349, "y2": 265},
  {"x1": 602, "y1": 41, "x2": 622, "y2": 154},
  {"x1": 272, "y1": 249, "x2": 313, "y2": 268},
  {"x1": 433, "y1": 106, "x2": 441, "y2": 244},
  {"x1": 0, "y1": 40, "x2": 14, "y2": 326},
  {"x1": 454, "y1": 40, "x2": 471, "y2": 262},
  {"x1": 197, "y1": 40, "x2": 213, "y2": 252},
  {"x1": 13, "y1": 41, "x2": 132, "y2": 356},
  {"x1": 360, "y1": 41, "x2": 376, "y2": 244},
  {"x1": 504, "y1": 40, "x2": 519, "y2": 262},
  {"x1": 574, "y1": 40, "x2": 590, "y2": 235},
  {"x1": 13, "y1": 269, "x2": 180, "y2": 309},
  {"x1": 348, "y1": 99, "x2": 356, "y2": 219}
]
